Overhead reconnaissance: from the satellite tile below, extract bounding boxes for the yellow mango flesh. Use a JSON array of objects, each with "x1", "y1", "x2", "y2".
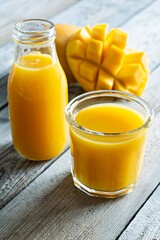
[
  {"x1": 102, "y1": 45, "x2": 125, "y2": 75},
  {"x1": 66, "y1": 24, "x2": 149, "y2": 95},
  {"x1": 87, "y1": 39, "x2": 103, "y2": 64}
]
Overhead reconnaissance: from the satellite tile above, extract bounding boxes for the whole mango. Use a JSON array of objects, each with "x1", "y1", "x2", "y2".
[
  {"x1": 55, "y1": 24, "x2": 80, "y2": 84},
  {"x1": 66, "y1": 24, "x2": 149, "y2": 96}
]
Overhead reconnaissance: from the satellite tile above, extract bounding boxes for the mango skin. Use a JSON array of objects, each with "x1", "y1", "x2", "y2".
[{"x1": 55, "y1": 24, "x2": 80, "y2": 84}]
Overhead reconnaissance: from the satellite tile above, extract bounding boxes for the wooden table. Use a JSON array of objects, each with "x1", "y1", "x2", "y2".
[{"x1": 1, "y1": 0, "x2": 160, "y2": 239}]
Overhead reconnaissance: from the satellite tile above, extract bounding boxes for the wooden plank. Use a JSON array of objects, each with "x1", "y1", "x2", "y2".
[
  {"x1": 118, "y1": 0, "x2": 160, "y2": 72},
  {"x1": 143, "y1": 66, "x2": 160, "y2": 112},
  {"x1": 0, "y1": 107, "x2": 11, "y2": 155},
  {"x1": 118, "y1": 185, "x2": 160, "y2": 240},
  {"x1": 0, "y1": 75, "x2": 8, "y2": 110},
  {"x1": 0, "y1": 0, "x2": 153, "y2": 78},
  {"x1": 0, "y1": 109, "x2": 160, "y2": 240},
  {"x1": 0, "y1": 0, "x2": 78, "y2": 46},
  {"x1": 52, "y1": 0, "x2": 153, "y2": 27},
  {"x1": 0, "y1": 84, "x2": 7, "y2": 110}
]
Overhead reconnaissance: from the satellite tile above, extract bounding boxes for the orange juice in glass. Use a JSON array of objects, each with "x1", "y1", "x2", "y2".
[
  {"x1": 8, "y1": 19, "x2": 68, "y2": 160},
  {"x1": 66, "y1": 90, "x2": 154, "y2": 198}
]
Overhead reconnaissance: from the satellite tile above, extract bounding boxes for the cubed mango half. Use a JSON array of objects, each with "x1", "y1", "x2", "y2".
[{"x1": 66, "y1": 23, "x2": 149, "y2": 96}]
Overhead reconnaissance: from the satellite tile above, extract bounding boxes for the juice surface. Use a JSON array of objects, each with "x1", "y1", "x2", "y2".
[
  {"x1": 75, "y1": 104, "x2": 144, "y2": 133},
  {"x1": 8, "y1": 53, "x2": 68, "y2": 160},
  {"x1": 70, "y1": 104, "x2": 147, "y2": 192}
]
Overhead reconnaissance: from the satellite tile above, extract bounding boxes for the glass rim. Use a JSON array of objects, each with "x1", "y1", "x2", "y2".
[
  {"x1": 65, "y1": 90, "x2": 154, "y2": 137},
  {"x1": 13, "y1": 19, "x2": 55, "y2": 43}
]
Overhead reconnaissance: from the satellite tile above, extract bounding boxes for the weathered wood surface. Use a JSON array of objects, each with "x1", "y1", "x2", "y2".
[
  {"x1": 119, "y1": 185, "x2": 160, "y2": 240},
  {"x1": 0, "y1": 0, "x2": 160, "y2": 239},
  {"x1": 0, "y1": 75, "x2": 8, "y2": 110},
  {"x1": 0, "y1": 0, "x2": 78, "y2": 46}
]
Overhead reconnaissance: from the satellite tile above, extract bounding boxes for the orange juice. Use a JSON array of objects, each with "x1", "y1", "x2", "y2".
[
  {"x1": 70, "y1": 104, "x2": 146, "y2": 194},
  {"x1": 8, "y1": 53, "x2": 68, "y2": 160}
]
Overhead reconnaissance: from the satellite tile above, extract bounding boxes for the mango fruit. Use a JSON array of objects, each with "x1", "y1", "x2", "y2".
[
  {"x1": 65, "y1": 24, "x2": 149, "y2": 96},
  {"x1": 55, "y1": 24, "x2": 80, "y2": 84}
]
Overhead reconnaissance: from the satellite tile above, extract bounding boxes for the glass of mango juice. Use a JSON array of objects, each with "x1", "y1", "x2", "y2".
[{"x1": 65, "y1": 90, "x2": 154, "y2": 198}]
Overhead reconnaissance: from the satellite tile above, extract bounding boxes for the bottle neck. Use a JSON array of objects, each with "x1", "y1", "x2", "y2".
[
  {"x1": 13, "y1": 19, "x2": 56, "y2": 44},
  {"x1": 12, "y1": 19, "x2": 57, "y2": 63}
]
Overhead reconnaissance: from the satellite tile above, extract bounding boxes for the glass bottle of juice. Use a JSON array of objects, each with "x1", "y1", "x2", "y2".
[{"x1": 8, "y1": 19, "x2": 68, "y2": 160}]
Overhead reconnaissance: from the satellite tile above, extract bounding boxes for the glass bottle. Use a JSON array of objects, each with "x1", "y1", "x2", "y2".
[{"x1": 8, "y1": 19, "x2": 68, "y2": 160}]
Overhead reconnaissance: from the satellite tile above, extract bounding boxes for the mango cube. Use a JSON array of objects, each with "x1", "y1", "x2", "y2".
[
  {"x1": 84, "y1": 25, "x2": 92, "y2": 35},
  {"x1": 92, "y1": 23, "x2": 108, "y2": 41},
  {"x1": 124, "y1": 51, "x2": 149, "y2": 70},
  {"x1": 67, "y1": 57, "x2": 83, "y2": 73},
  {"x1": 113, "y1": 80, "x2": 131, "y2": 93},
  {"x1": 76, "y1": 28, "x2": 91, "y2": 43},
  {"x1": 117, "y1": 64, "x2": 145, "y2": 86},
  {"x1": 102, "y1": 45, "x2": 125, "y2": 75},
  {"x1": 67, "y1": 40, "x2": 86, "y2": 58},
  {"x1": 79, "y1": 76, "x2": 96, "y2": 91},
  {"x1": 104, "y1": 29, "x2": 128, "y2": 56},
  {"x1": 87, "y1": 39, "x2": 103, "y2": 64},
  {"x1": 133, "y1": 80, "x2": 147, "y2": 96},
  {"x1": 96, "y1": 69, "x2": 114, "y2": 90},
  {"x1": 107, "y1": 28, "x2": 128, "y2": 49},
  {"x1": 80, "y1": 61, "x2": 99, "y2": 82}
]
